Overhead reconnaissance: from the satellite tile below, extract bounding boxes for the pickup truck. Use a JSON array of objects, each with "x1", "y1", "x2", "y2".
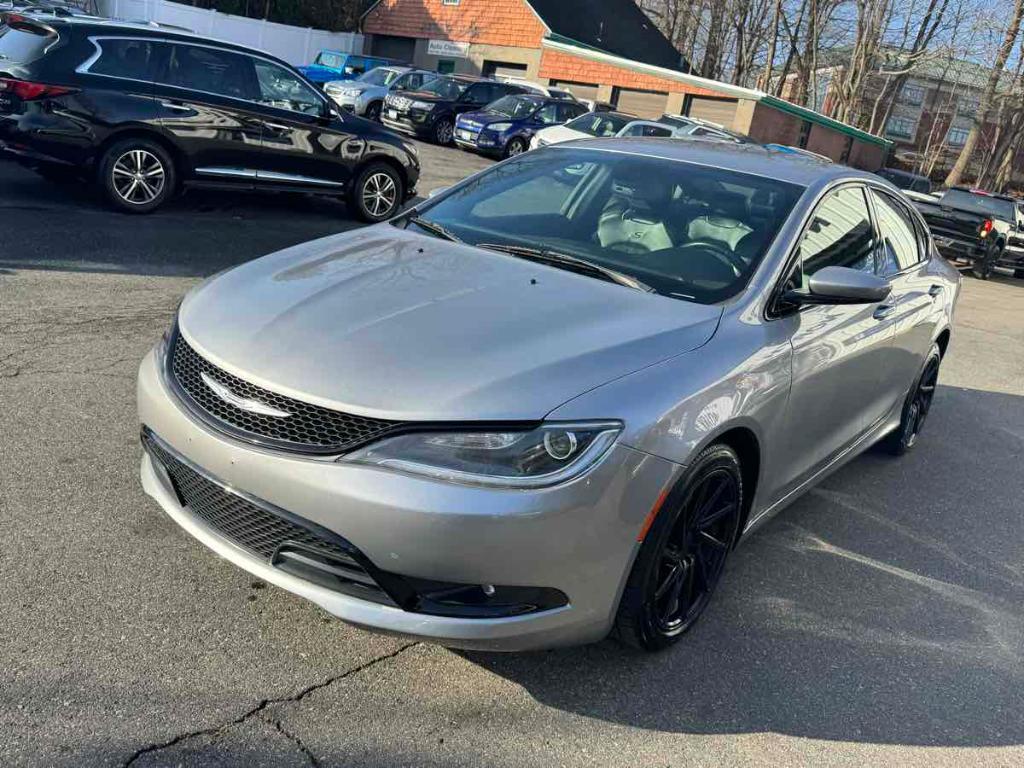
[
  {"x1": 298, "y1": 52, "x2": 399, "y2": 87},
  {"x1": 910, "y1": 187, "x2": 1024, "y2": 279}
]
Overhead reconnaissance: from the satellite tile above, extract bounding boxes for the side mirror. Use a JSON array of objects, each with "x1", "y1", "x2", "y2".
[
  {"x1": 783, "y1": 266, "x2": 891, "y2": 306},
  {"x1": 428, "y1": 186, "x2": 448, "y2": 199}
]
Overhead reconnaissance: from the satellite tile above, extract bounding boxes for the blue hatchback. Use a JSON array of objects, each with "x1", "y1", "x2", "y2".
[{"x1": 454, "y1": 95, "x2": 587, "y2": 158}]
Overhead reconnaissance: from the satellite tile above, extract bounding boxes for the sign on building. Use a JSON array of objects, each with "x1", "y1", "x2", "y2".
[{"x1": 428, "y1": 40, "x2": 470, "y2": 58}]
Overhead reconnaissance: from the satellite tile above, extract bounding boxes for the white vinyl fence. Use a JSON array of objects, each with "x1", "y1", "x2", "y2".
[{"x1": 96, "y1": 0, "x2": 365, "y2": 66}]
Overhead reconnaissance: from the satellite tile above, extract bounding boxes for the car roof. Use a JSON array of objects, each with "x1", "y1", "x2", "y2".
[
  {"x1": 548, "y1": 138, "x2": 878, "y2": 188},
  {"x1": 444, "y1": 73, "x2": 488, "y2": 84},
  {"x1": 10, "y1": 15, "x2": 296, "y2": 63}
]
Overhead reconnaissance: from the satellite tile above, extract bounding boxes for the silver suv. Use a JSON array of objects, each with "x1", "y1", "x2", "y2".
[{"x1": 325, "y1": 66, "x2": 435, "y2": 121}]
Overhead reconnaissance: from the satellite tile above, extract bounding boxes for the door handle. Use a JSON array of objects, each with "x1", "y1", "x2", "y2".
[
  {"x1": 263, "y1": 122, "x2": 292, "y2": 132},
  {"x1": 159, "y1": 101, "x2": 192, "y2": 113},
  {"x1": 928, "y1": 284, "x2": 943, "y2": 298},
  {"x1": 873, "y1": 304, "x2": 897, "y2": 320}
]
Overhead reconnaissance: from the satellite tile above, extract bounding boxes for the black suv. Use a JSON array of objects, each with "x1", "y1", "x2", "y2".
[
  {"x1": 0, "y1": 14, "x2": 420, "y2": 220},
  {"x1": 381, "y1": 74, "x2": 527, "y2": 145}
]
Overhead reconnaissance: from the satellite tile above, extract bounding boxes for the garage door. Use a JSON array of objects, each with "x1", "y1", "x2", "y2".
[
  {"x1": 613, "y1": 88, "x2": 669, "y2": 119},
  {"x1": 686, "y1": 96, "x2": 739, "y2": 128},
  {"x1": 483, "y1": 61, "x2": 528, "y2": 79},
  {"x1": 370, "y1": 35, "x2": 416, "y2": 63},
  {"x1": 550, "y1": 81, "x2": 600, "y2": 103}
]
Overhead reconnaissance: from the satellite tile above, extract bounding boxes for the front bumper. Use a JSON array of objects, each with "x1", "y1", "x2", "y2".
[
  {"x1": 137, "y1": 348, "x2": 678, "y2": 650},
  {"x1": 454, "y1": 126, "x2": 506, "y2": 155}
]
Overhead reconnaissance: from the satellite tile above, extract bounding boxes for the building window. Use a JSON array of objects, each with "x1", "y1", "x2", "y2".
[
  {"x1": 957, "y1": 97, "x2": 979, "y2": 116},
  {"x1": 899, "y1": 84, "x2": 925, "y2": 106},
  {"x1": 885, "y1": 116, "x2": 916, "y2": 140},
  {"x1": 437, "y1": 59, "x2": 456, "y2": 74},
  {"x1": 442, "y1": 0, "x2": 460, "y2": 5},
  {"x1": 946, "y1": 126, "x2": 970, "y2": 147}
]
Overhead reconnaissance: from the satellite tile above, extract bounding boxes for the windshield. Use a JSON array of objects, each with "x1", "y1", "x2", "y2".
[
  {"x1": 407, "y1": 148, "x2": 803, "y2": 304},
  {"x1": 488, "y1": 95, "x2": 541, "y2": 118},
  {"x1": 315, "y1": 51, "x2": 345, "y2": 69},
  {"x1": 357, "y1": 67, "x2": 399, "y2": 86},
  {"x1": 0, "y1": 25, "x2": 54, "y2": 63},
  {"x1": 940, "y1": 189, "x2": 1017, "y2": 222},
  {"x1": 419, "y1": 77, "x2": 466, "y2": 100},
  {"x1": 566, "y1": 113, "x2": 631, "y2": 137}
]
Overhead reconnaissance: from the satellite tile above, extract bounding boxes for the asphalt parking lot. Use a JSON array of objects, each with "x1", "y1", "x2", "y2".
[{"x1": 1, "y1": 144, "x2": 1023, "y2": 768}]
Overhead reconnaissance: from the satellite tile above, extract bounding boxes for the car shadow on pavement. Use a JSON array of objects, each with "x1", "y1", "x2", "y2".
[{"x1": 463, "y1": 385, "x2": 1024, "y2": 748}]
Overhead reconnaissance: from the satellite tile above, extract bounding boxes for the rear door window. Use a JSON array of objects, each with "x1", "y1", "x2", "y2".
[
  {"x1": 0, "y1": 23, "x2": 55, "y2": 64},
  {"x1": 158, "y1": 44, "x2": 256, "y2": 102},
  {"x1": 86, "y1": 38, "x2": 157, "y2": 81}
]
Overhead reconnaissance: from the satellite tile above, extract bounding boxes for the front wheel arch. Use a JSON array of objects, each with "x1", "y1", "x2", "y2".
[{"x1": 93, "y1": 127, "x2": 186, "y2": 187}]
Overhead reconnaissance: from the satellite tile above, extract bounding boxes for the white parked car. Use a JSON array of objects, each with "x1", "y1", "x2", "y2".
[
  {"x1": 531, "y1": 111, "x2": 752, "y2": 150},
  {"x1": 531, "y1": 112, "x2": 675, "y2": 149}
]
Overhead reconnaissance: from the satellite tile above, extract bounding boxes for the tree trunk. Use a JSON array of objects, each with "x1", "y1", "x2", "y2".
[{"x1": 945, "y1": 0, "x2": 1023, "y2": 187}]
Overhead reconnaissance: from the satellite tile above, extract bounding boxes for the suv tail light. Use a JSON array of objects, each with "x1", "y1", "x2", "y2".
[
  {"x1": 980, "y1": 219, "x2": 994, "y2": 238},
  {"x1": 0, "y1": 78, "x2": 78, "y2": 101}
]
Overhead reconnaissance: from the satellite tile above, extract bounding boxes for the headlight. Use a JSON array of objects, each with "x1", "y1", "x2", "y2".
[
  {"x1": 487, "y1": 122, "x2": 513, "y2": 132},
  {"x1": 344, "y1": 421, "x2": 621, "y2": 488},
  {"x1": 411, "y1": 100, "x2": 435, "y2": 111}
]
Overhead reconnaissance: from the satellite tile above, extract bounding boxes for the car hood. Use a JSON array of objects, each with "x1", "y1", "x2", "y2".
[
  {"x1": 178, "y1": 226, "x2": 722, "y2": 422},
  {"x1": 398, "y1": 89, "x2": 451, "y2": 103},
  {"x1": 459, "y1": 109, "x2": 516, "y2": 125},
  {"x1": 300, "y1": 64, "x2": 342, "y2": 81},
  {"x1": 537, "y1": 124, "x2": 588, "y2": 144}
]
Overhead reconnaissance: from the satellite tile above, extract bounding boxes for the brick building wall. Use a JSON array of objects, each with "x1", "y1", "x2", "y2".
[
  {"x1": 363, "y1": 0, "x2": 547, "y2": 49},
  {"x1": 806, "y1": 124, "x2": 848, "y2": 159},
  {"x1": 538, "y1": 49, "x2": 722, "y2": 98}
]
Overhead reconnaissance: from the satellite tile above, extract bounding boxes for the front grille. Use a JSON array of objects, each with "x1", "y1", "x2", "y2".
[
  {"x1": 387, "y1": 95, "x2": 412, "y2": 110},
  {"x1": 144, "y1": 432, "x2": 397, "y2": 605},
  {"x1": 169, "y1": 332, "x2": 401, "y2": 454},
  {"x1": 146, "y1": 435, "x2": 352, "y2": 561}
]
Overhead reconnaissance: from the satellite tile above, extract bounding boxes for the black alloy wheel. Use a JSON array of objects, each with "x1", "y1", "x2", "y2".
[
  {"x1": 615, "y1": 444, "x2": 743, "y2": 651},
  {"x1": 882, "y1": 343, "x2": 941, "y2": 455},
  {"x1": 433, "y1": 116, "x2": 454, "y2": 145},
  {"x1": 504, "y1": 136, "x2": 528, "y2": 158},
  {"x1": 348, "y1": 162, "x2": 404, "y2": 223}
]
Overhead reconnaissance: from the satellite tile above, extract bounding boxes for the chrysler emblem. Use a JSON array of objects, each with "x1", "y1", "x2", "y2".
[{"x1": 200, "y1": 372, "x2": 291, "y2": 418}]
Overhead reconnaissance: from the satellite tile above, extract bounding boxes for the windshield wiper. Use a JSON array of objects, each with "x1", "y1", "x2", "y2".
[
  {"x1": 478, "y1": 243, "x2": 655, "y2": 293},
  {"x1": 408, "y1": 216, "x2": 461, "y2": 243}
]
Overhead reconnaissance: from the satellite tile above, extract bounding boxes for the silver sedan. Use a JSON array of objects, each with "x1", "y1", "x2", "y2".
[{"x1": 137, "y1": 140, "x2": 960, "y2": 652}]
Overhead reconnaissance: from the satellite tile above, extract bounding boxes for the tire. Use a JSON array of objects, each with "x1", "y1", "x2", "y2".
[
  {"x1": 365, "y1": 101, "x2": 382, "y2": 122},
  {"x1": 347, "y1": 161, "x2": 404, "y2": 223},
  {"x1": 614, "y1": 444, "x2": 743, "y2": 651},
  {"x1": 972, "y1": 243, "x2": 1002, "y2": 280},
  {"x1": 1014, "y1": 268, "x2": 1024, "y2": 280},
  {"x1": 503, "y1": 136, "x2": 528, "y2": 159},
  {"x1": 432, "y1": 116, "x2": 454, "y2": 146},
  {"x1": 98, "y1": 138, "x2": 175, "y2": 214},
  {"x1": 881, "y1": 343, "x2": 941, "y2": 456}
]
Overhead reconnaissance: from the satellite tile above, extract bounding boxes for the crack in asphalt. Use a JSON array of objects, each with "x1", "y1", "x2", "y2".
[
  {"x1": 261, "y1": 713, "x2": 321, "y2": 767},
  {"x1": 122, "y1": 642, "x2": 419, "y2": 767}
]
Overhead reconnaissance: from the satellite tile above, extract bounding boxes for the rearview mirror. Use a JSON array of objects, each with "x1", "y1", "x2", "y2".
[{"x1": 783, "y1": 266, "x2": 891, "y2": 306}]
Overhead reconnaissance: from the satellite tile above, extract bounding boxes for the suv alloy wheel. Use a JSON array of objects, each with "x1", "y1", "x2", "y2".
[
  {"x1": 99, "y1": 138, "x2": 176, "y2": 214},
  {"x1": 348, "y1": 162, "x2": 404, "y2": 223}
]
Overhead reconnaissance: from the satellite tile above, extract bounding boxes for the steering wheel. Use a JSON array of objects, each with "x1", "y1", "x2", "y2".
[{"x1": 674, "y1": 240, "x2": 747, "y2": 276}]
